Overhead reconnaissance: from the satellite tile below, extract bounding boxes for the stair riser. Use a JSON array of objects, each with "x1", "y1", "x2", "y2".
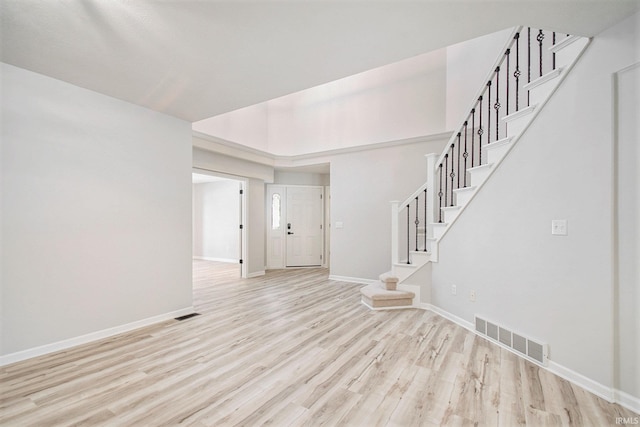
[
  {"x1": 553, "y1": 37, "x2": 588, "y2": 70},
  {"x1": 469, "y1": 168, "x2": 492, "y2": 187},
  {"x1": 505, "y1": 114, "x2": 531, "y2": 137},
  {"x1": 432, "y1": 224, "x2": 447, "y2": 240},
  {"x1": 393, "y1": 264, "x2": 416, "y2": 282},
  {"x1": 486, "y1": 143, "x2": 511, "y2": 164},
  {"x1": 443, "y1": 208, "x2": 460, "y2": 223},
  {"x1": 528, "y1": 78, "x2": 558, "y2": 107},
  {"x1": 454, "y1": 190, "x2": 474, "y2": 207}
]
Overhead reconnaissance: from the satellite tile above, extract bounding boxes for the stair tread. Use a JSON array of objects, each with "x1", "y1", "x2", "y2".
[
  {"x1": 379, "y1": 272, "x2": 399, "y2": 283},
  {"x1": 360, "y1": 282, "x2": 415, "y2": 300},
  {"x1": 482, "y1": 136, "x2": 513, "y2": 150},
  {"x1": 549, "y1": 34, "x2": 582, "y2": 53},
  {"x1": 468, "y1": 163, "x2": 493, "y2": 172},
  {"x1": 523, "y1": 67, "x2": 562, "y2": 91},
  {"x1": 441, "y1": 205, "x2": 462, "y2": 211},
  {"x1": 453, "y1": 186, "x2": 475, "y2": 194}
]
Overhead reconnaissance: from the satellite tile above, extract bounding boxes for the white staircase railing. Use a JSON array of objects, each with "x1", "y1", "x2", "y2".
[{"x1": 391, "y1": 26, "x2": 583, "y2": 272}]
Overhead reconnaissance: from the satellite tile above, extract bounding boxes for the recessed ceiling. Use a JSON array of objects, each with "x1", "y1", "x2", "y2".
[{"x1": 2, "y1": 1, "x2": 638, "y2": 122}]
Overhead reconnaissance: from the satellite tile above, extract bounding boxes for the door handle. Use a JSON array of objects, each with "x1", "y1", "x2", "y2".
[{"x1": 288, "y1": 231, "x2": 294, "y2": 235}]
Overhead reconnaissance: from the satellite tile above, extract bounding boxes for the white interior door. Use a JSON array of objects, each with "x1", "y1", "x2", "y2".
[{"x1": 286, "y1": 186, "x2": 323, "y2": 267}]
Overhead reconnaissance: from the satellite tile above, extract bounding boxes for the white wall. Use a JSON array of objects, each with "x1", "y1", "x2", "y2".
[
  {"x1": 446, "y1": 28, "x2": 513, "y2": 130},
  {"x1": 1, "y1": 63, "x2": 193, "y2": 358},
  {"x1": 615, "y1": 62, "x2": 640, "y2": 400},
  {"x1": 330, "y1": 135, "x2": 449, "y2": 281},
  {"x1": 274, "y1": 170, "x2": 330, "y2": 186},
  {"x1": 193, "y1": 48, "x2": 448, "y2": 156},
  {"x1": 193, "y1": 181, "x2": 241, "y2": 262},
  {"x1": 247, "y1": 179, "x2": 266, "y2": 276},
  {"x1": 267, "y1": 49, "x2": 447, "y2": 155},
  {"x1": 430, "y1": 12, "x2": 639, "y2": 397},
  {"x1": 192, "y1": 145, "x2": 274, "y2": 183},
  {"x1": 192, "y1": 103, "x2": 269, "y2": 152}
]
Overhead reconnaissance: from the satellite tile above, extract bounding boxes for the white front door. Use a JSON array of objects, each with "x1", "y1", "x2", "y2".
[{"x1": 286, "y1": 186, "x2": 324, "y2": 267}]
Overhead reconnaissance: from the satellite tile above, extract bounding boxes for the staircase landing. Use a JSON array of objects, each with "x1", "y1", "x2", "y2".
[{"x1": 360, "y1": 281, "x2": 415, "y2": 309}]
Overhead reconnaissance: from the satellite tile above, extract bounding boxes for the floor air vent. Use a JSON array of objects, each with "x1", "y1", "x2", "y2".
[
  {"x1": 175, "y1": 313, "x2": 201, "y2": 321},
  {"x1": 474, "y1": 316, "x2": 548, "y2": 366}
]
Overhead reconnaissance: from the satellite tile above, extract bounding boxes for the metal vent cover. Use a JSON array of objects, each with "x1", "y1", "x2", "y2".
[{"x1": 474, "y1": 316, "x2": 548, "y2": 366}]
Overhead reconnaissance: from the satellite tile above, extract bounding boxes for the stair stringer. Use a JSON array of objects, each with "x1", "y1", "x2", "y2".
[
  {"x1": 429, "y1": 35, "x2": 590, "y2": 245},
  {"x1": 380, "y1": 35, "x2": 590, "y2": 311}
]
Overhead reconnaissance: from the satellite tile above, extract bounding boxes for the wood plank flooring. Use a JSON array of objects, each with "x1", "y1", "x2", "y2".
[{"x1": 1, "y1": 260, "x2": 637, "y2": 426}]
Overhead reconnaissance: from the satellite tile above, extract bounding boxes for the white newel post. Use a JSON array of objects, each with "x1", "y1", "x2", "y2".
[
  {"x1": 390, "y1": 200, "x2": 399, "y2": 265},
  {"x1": 425, "y1": 153, "x2": 438, "y2": 233}
]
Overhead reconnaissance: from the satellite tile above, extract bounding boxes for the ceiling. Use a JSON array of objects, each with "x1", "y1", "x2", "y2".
[{"x1": 2, "y1": 1, "x2": 638, "y2": 123}]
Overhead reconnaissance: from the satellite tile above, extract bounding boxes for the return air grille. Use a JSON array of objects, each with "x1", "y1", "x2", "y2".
[{"x1": 474, "y1": 316, "x2": 548, "y2": 366}]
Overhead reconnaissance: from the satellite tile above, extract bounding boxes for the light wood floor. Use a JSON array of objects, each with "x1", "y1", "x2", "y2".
[{"x1": 1, "y1": 260, "x2": 637, "y2": 426}]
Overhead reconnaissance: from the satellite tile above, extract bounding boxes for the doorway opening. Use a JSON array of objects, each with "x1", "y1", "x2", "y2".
[{"x1": 192, "y1": 169, "x2": 247, "y2": 280}]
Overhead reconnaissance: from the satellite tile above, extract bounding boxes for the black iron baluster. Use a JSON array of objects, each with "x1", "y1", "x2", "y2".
[
  {"x1": 406, "y1": 204, "x2": 410, "y2": 264},
  {"x1": 438, "y1": 164, "x2": 443, "y2": 223},
  {"x1": 469, "y1": 109, "x2": 474, "y2": 170},
  {"x1": 461, "y1": 127, "x2": 467, "y2": 187},
  {"x1": 423, "y1": 188, "x2": 427, "y2": 251},
  {"x1": 515, "y1": 32, "x2": 521, "y2": 111},
  {"x1": 528, "y1": 27, "x2": 531, "y2": 106},
  {"x1": 414, "y1": 197, "x2": 419, "y2": 252},
  {"x1": 487, "y1": 80, "x2": 492, "y2": 145},
  {"x1": 444, "y1": 154, "x2": 448, "y2": 209},
  {"x1": 478, "y1": 96, "x2": 483, "y2": 164},
  {"x1": 494, "y1": 67, "x2": 500, "y2": 141},
  {"x1": 537, "y1": 29, "x2": 544, "y2": 77},
  {"x1": 449, "y1": 144, "x2": 455, "y2": 206},
  {"x1": 552, "y1": 32, "x2": 556, "y2": 70},
  {"x1": 457, "y1": 132, "x2": 461, "y2": 189},
  {"x1": 505, "y1": 49, "x2": 510, "y2": 115}
]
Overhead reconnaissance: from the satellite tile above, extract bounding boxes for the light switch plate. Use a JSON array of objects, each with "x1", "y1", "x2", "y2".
[
  {"x1": 335, "y1": 221, "x2": 344, "y2": 229},
  {"x1": 551, "y1": 219, "x2": 568, "y2": 236}
]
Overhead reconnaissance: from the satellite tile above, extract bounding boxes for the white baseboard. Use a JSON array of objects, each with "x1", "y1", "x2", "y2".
[
  {"x1": 421, "y1": 303, "x2": 475, "y2": 332},
  {"x1": 0, "y1": 306, "x2": 194, "y2": 367},
  {"x1": 193, "y1": 256, "x2": 238, "y2": 263},
  {"x1": 328, "y1": 275, "x2": 376, "y2": 285},
  {"x1": 247, "y1": 270, "x2": 265, "y2": 278},
  {"x1": 614, "y1": 389, "x2": 640, "y2": 415},
  {"x1": 420, "y1": 303, "x2": 640, "y2": 413},
  {"x1": 547, "y1": 360, "x2": 615, "y2": 403},
  {"x1": 360, "y1": 300, "x2": 414, "y2": 311}
]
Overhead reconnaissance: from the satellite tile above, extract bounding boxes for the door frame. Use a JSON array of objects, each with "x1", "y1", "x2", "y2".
[
  {"x1": 192, "y1": 167, "x2": 248, "y2": 278},
  {"x1": 266, "y1": 184, "x2": 327, "y2": 269}
]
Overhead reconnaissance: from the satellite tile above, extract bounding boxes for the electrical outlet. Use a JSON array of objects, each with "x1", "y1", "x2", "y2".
[
  {"x1": 451, "y1": 285, "x2": 457, "y2": 295},
  {"x1": 551, "y1": 219, "x2": 568, "y2": 236},
  {"x1": 470, "y1": 290, "x2": 476, "y2": 302}
]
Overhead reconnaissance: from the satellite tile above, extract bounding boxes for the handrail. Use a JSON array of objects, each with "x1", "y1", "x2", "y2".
[
  {"x1": 435, "y1": 26, "x2": 522, "y2": 169},
  {"x1": 392, "y1": 26, "x2": 568, "y2": 266}
]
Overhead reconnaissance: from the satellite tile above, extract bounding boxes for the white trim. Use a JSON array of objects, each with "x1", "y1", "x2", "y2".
[
  {"x1": 193, "y1": 256, "x2": 238, "y2": 264},
  {"x1": 523, "y1": 67, "x2": 563, "y2": 91},
  {"x1": 549, "y1": 34, "x2": 582, "y2": 53},
  {"x1": 421, "y1": 303, "x2": 640, "y2": 412},
  {"x1": 246, "y1": 270, "x2": 266, "y2": 278},
  {"x1": 501, "y1": 105, "x2": 536, "y2": 123},
  {"x1": 547, "y1": 361, "x2": 615, "y2": 403},
  {"x1": 0, "y1": 306, "x2": 194, "y2": 367},
  {"x1": 328, "y1": 275, "x2": 376, "y2": 286},
  {"x1": 193, "y1": 130, "x2": 453, "y2": 167},
  {"x1": 361, "y1": 300, "x2": 415, "y2": 311},
  {"x1": 421, "y1": 303, "x2": 475, "y2": 331},
  {"x1": 613, "y1": 390, "x2": 640, "y2": 414}
]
